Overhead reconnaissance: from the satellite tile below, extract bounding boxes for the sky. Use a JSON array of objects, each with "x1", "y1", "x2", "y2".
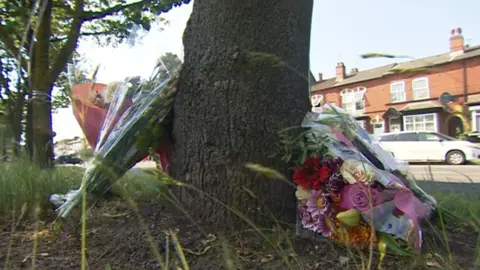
[{"x1": 52, "y1": 0, "x2": 480, "y2": 141}]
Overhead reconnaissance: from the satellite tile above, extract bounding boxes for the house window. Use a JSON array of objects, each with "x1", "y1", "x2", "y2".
[
  {"x1": 390, "y1": 81, "x2": 406, "y2": 103},
  {"x1": 470, "y1": 106, "x2": 480, "y2": 131},
  {"x1": 475, "y1": 113, "x2": 480, "y2": 132},
  {"x1": 341, "y1": 87, "x2": 366, "y2": 114},
  {"x1": 403, "y1": 113, "x2": 437, "y2": 132},
  {"x1": 412, "y1": 78, "x2": 429, "y2": 100}
]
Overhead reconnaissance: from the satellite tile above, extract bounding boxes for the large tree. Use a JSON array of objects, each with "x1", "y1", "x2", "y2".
[
  {"x1": 171, "y1": 0, "x2": 313, "y2": 227},
  {"x1": 0, "y1": 0, "x2": 189, "y2": 167}
]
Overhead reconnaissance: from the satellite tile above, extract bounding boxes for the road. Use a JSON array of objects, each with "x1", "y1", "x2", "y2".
[
  {"x1": 60, "y1": 162, "x2": 480, "y2": 193},
  {"x1": 408, "y1": 164, "x2": 480, "y2": 194}
]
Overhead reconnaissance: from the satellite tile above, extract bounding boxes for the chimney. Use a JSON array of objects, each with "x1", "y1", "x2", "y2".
[
  {"x1": 336, "y1": 62, "x2": 346, "y2": 81},
  {"x1": 449, "y1": 27, "x2": 464, "y2": 52},
  {"x1": 350, "y1": 68, "x2": 359, "y2": 75},
  {"x1": 318, "y1": 72, "x2": 323, "y2": 82}
]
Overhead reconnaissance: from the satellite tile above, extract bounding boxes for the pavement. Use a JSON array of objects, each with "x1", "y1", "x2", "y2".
[
  {"x1": 407, "y1": 164, "x2": 480, "y2": 194},
  {"x1": 407, "y1": 164, "x2": 480, "y2": 183}
]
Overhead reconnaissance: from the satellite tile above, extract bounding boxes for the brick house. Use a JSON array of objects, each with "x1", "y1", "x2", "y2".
[{"x1": 311, "y1": 28, "x2": 480, "y2": 137}]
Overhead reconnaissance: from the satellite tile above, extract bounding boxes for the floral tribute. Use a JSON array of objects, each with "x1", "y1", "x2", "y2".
[{"x1": 276, "y1": 104, "x2": 437, "y2": 259}]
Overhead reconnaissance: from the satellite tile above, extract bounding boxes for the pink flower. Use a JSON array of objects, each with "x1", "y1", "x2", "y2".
[
  {"x1": 298, "y1": 190, "x2": 333, "y2": 237},
  {"x1": 298, "y1": 203, "x2": 332, "y2": 237},
  {"x1": 306, "y1": 190, "x2": 330, "y2": 215},
  {"x1": 339, "y1": 183, "x2": 380, "y2": 212}
]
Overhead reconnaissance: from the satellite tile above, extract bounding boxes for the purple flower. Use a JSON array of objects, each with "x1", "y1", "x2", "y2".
[
  {"x1": 306, "y1": 190, "x2": 330, "y2": 215},
  {"x1": 322, "y1": 157, "x2": 344, "y2": 172},
  {"x1": 340, "y1": 183, "x2": 380, "y2": 212},
  {"x1": 326, "y1": 172, "x2": 345, "y2": 194},
  {"x1": 298, "y1": 191, "x2": 333, "y2": 237}
]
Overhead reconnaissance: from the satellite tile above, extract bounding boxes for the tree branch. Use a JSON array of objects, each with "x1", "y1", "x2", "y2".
[
  {"x1": 82, "y1": 0, "x2": 150, "y2": 21},
  {"x1": 49, "y1": 0, "x2": 85, "y2": 86},
  {"x1": 50, "y1": 30, "x2": 115, "y2": 42}
]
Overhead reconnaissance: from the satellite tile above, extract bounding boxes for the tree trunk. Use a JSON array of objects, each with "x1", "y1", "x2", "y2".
[
  {"x1": 171, "y1": 0, "x2": 313, "y2": 228},
  {"x1": 11, "y1": 92, "x2": 25, "y2": 157},
  {"x1": 30, "y1": 0, "x2": 54, "y2": 167}
]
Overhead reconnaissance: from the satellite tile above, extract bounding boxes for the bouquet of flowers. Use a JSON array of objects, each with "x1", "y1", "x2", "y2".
[
  {"x1": 276, "y1": 103, "x2": 436, "y2": 257},
  {"x1": 51, "y1": 60, "x2": 178, "y2": 218}
]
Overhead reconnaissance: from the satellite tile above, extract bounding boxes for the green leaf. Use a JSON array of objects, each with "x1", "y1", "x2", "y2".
[
  {"x1": 377, "y1": 232, "x2": 415, "y2": 257},
  {"x1": 295, "y1": 149, "x2": 307, "y2": 164}
]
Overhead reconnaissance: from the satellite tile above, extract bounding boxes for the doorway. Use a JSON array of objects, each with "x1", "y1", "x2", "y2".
[
  {"x1": 448, "y1": 116, "x2": 464, "y2": 138},
  {"x1": 389, "y1": 117, "x2": 401, "y2": 133}
]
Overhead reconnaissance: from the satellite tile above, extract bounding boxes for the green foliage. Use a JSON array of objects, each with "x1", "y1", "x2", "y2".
[
  {"x1": 0, "y1": 0, "x2": 191, "y2": 106},
  {"x1": 52, "y1": 55, "x2": 91, "y2": 110},
  {"x1": 158, "y1": 52, "x2": 183, "y2": 75},
  {"x1": 271, "y1": 126, "x2": 331, "y2": 164}
]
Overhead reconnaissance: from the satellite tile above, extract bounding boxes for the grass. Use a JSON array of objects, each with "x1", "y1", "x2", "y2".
[
  {"x1": 0, "y1": 161, "x2": 82, "y2": 219},
  {"x1": 0, "y1": 160, "x2": 479, "y2": 269},
  {"x1": 0, "y1": 160, "x2": 164, "y2": 221}
]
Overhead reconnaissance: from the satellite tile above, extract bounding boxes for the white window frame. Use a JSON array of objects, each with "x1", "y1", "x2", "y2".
[
  {"x1": 403, "y1": 113, "x2": 438, "y2": 132},
  {"x1": 412, "y1": 77, "x2": 430, "y2": 100},
  {"x1": 469, "y1": 105, "x2": 480, "y2": 131},
  {"x1": 340, "y1": 87, "x2": 366, "y2": 114},
  {"x1": 390, "y1": 81, "x2": 406, "y2": 103}
]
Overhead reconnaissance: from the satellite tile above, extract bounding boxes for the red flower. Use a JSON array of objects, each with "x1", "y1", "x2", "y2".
[{"x1": 293, "y1": 156, "x2": 331, "y2": 190}]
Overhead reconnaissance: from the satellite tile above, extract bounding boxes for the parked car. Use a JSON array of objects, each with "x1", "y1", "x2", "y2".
[
  {"x1": 55, "y1": 155, "x2": 84, "y2": 165},
  {"x1": 375, "y1": 131, "x2": 480, "y2": 165}
]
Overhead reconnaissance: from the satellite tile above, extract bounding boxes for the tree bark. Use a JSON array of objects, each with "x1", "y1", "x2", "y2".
[
  {"x1": 30, "y1": 0, "x2": 54, "y2": 167},
  {"x1": 171, "y1": 0, "x2": 313, "y2": 228},
  {"x1": 11, "y1": 91, "x2": 25, "y2": 157}
]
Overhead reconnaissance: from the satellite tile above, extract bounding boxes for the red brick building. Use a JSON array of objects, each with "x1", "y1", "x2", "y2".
[{"x1": 311, "y1": 28, "x2": 480, "y2": 137}]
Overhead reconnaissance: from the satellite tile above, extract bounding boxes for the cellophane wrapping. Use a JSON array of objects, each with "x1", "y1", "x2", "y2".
[{"x1": 52, "y1": 59, "x2": 176, "y2": 218}]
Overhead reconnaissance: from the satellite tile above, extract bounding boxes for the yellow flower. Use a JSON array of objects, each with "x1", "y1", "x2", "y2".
[
  {"x1": 316, "y1": 196, "x2": 325, "y2": 208},
  {"x1": 340, "y1": 160, "x2": 376, "y2": 185},
  {"x1": 295, "y1": 185, "x2": 311, "y2": 201},
  {"x1": 330, "y1": 218, "x2": 376, "y2": 248}
]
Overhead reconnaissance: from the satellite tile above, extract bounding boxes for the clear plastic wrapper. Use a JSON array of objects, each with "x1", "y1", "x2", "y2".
[
  {"x1": 50, "y1": 27, "x2": 180, "y2": 217},
  {"x1": 279, "y1": 103, "x2": 436, "y2": 255}
]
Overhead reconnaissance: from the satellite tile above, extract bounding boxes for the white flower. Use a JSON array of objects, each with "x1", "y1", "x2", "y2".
[
  {"x1": 295, "y1": 185, "x2": 312, "y2": 201},
  {"x1": 340, "y1": 159, "x2": 376, "y2": 185}
]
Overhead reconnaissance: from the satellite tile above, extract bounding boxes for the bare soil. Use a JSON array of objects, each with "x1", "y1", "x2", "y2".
[{"x1": 0, "y1": 200, "x2": 477, "y2": 270}]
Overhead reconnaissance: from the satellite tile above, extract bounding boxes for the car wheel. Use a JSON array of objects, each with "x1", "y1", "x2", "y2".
[{"x1": 446, "y1": 150, "x2": 465, "y2": 165}]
